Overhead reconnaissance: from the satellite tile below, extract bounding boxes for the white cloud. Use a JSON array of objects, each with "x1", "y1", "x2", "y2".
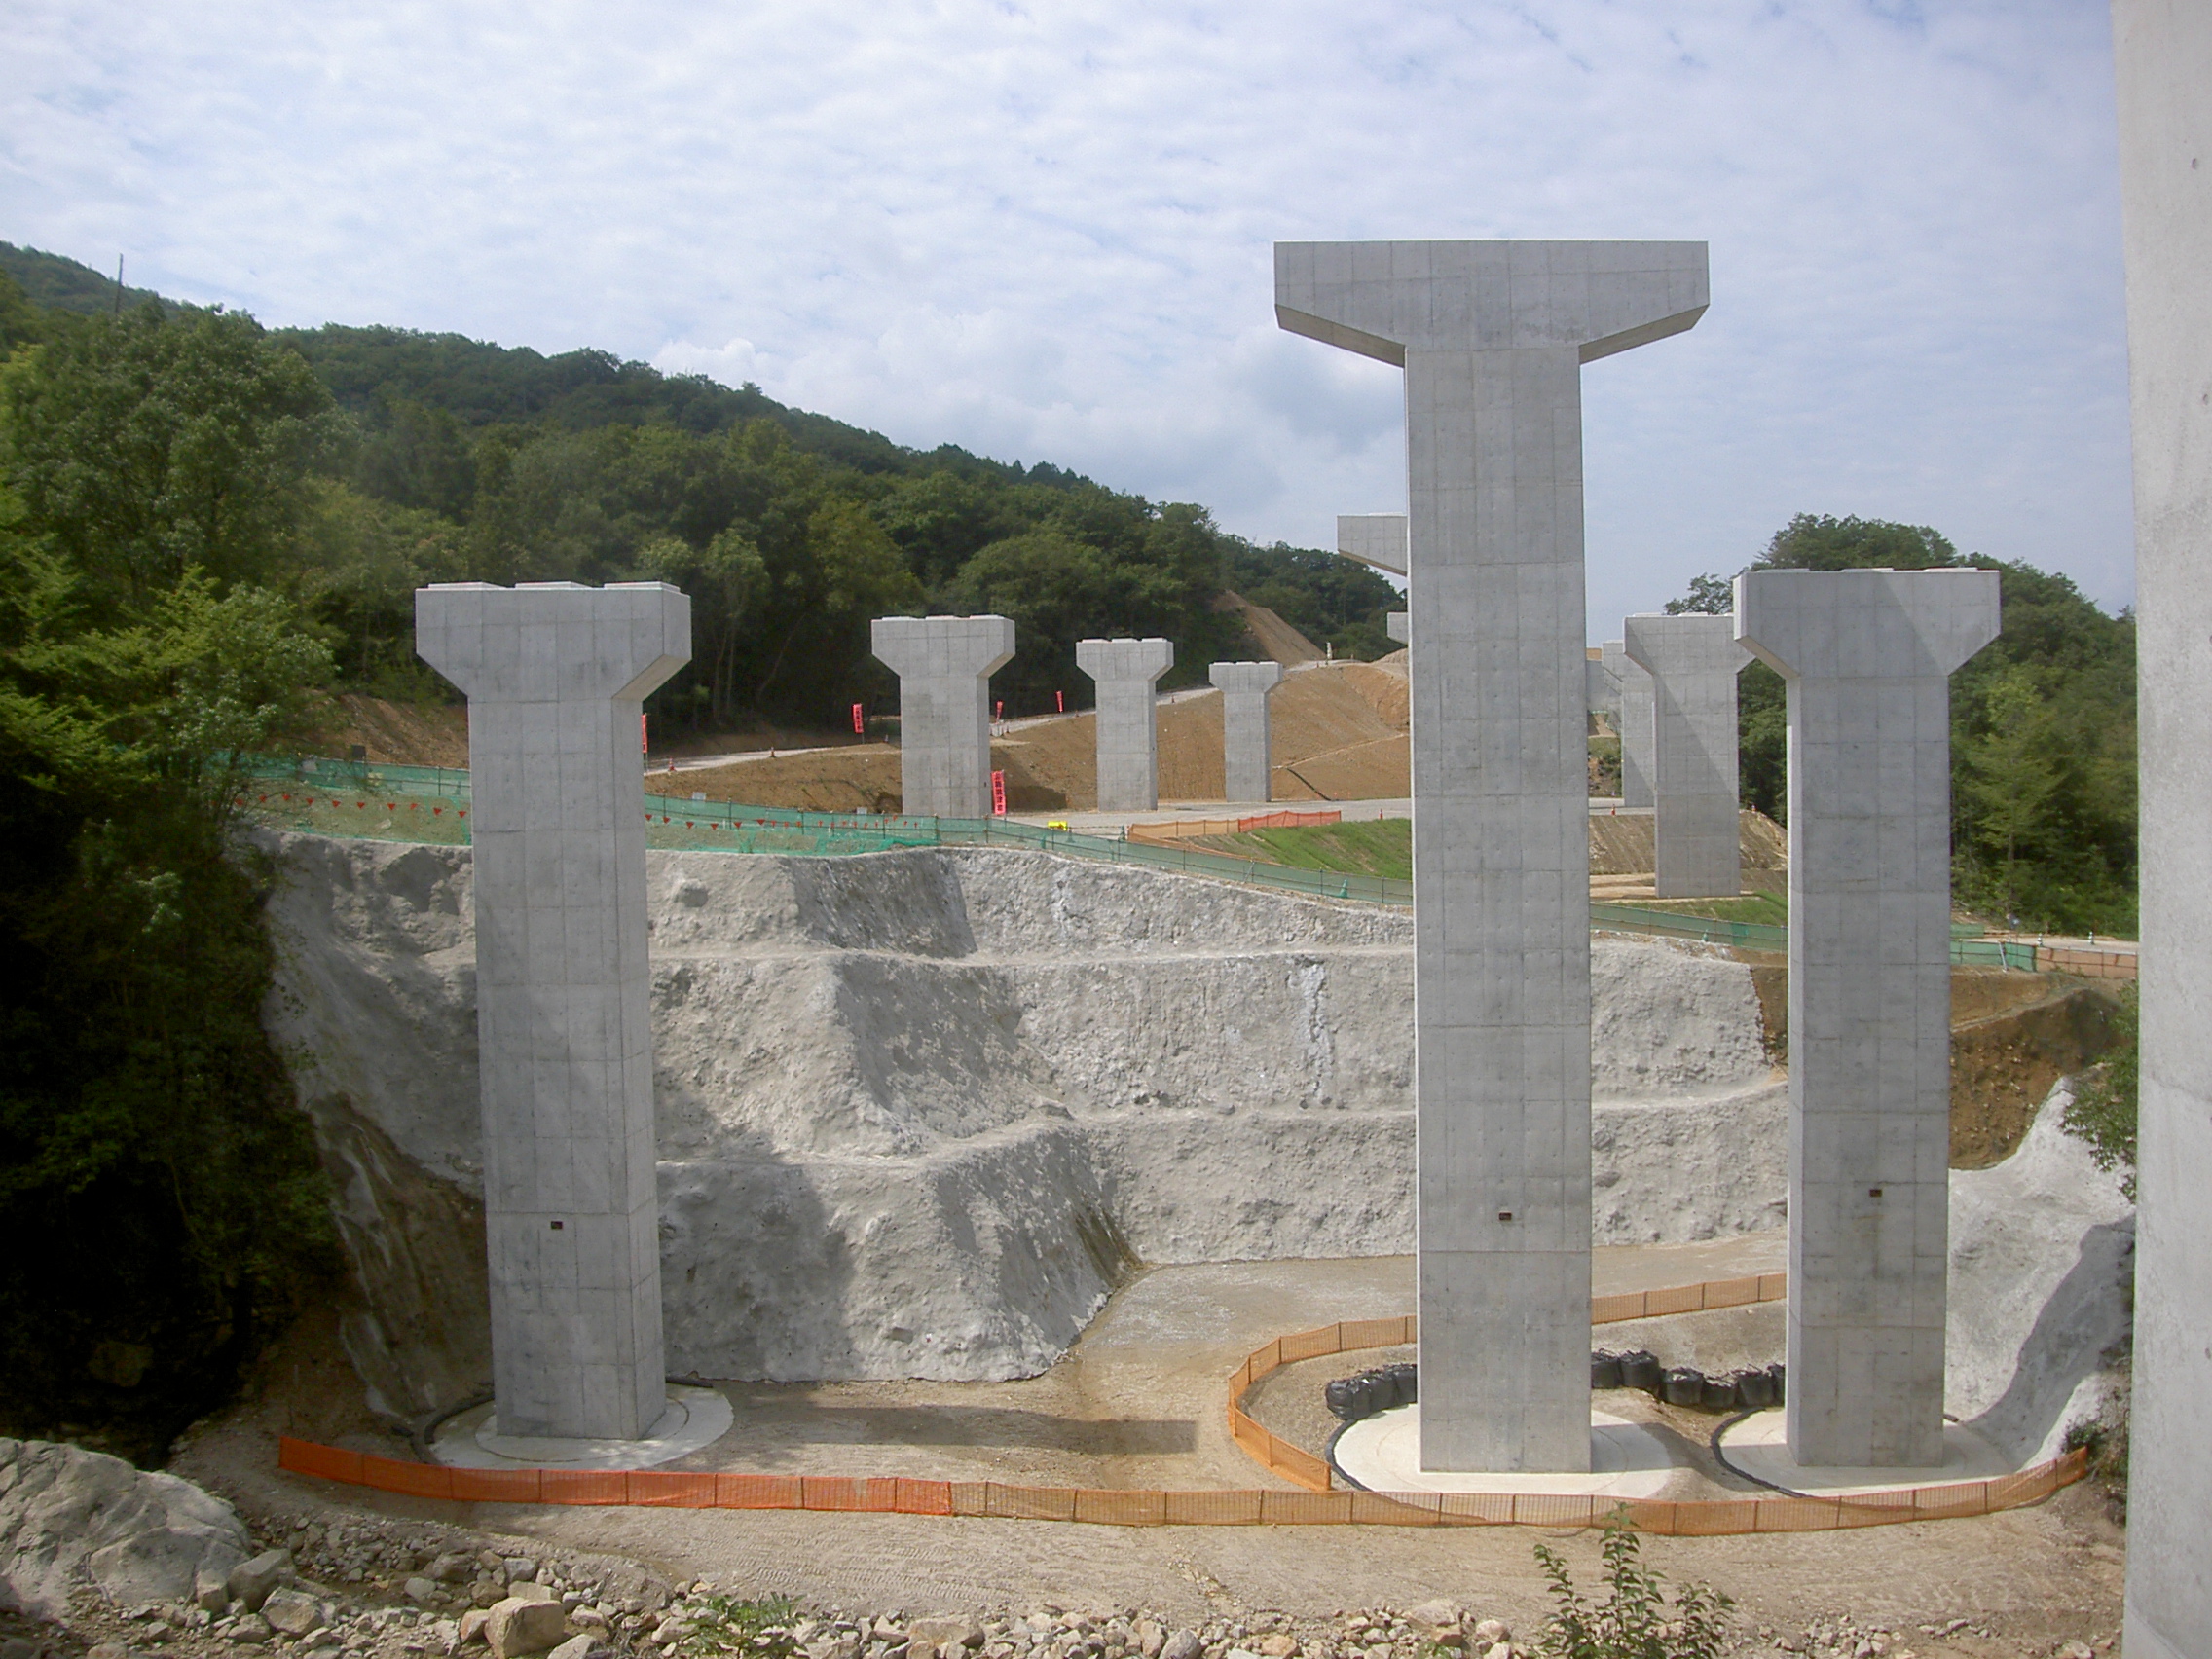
[{"x1": 0, "y1": 0, "x2": 2133, "y2": 631}]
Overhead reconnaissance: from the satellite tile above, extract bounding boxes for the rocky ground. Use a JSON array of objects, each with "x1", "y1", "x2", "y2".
[{"x1": 0, "y1": 1437, "x2": 2127, "y2": 1659}]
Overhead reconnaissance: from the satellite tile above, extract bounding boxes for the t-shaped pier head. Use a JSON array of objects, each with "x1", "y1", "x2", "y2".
[
  {"x1": 1077, "y1": 637, "x2": 1175, "y2": 811},
  {"x1": 414, "y1": 579, "x2": 691, "y2": 1444},
  {"x1": 1209, "y1": 660, "x2": 1284, "y2": 803},
  {"x1": 1338, "y1": 514, "x2": 1410, "y2": 575},
  {"x1": 1622, "y1": 613, "x2": 1752, "y2": 899},
  {"x1": 1735, "y1": 567, "x2": 2001, "y2": 1469},
  {"x1": 1278, "y1": 239, "x2": 1708, "y2": 1475},
  {"x1": 870, "y1": 615, "x2": 1017, "y2": 819}
]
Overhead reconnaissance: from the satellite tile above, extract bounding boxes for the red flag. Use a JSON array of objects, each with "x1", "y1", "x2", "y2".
[
  {"x1": 990, "y1": 770, "x2": 1007, "y2": 816},
  {"x1": 852, "y1": 702, "x2": 865, "y2": 734}
]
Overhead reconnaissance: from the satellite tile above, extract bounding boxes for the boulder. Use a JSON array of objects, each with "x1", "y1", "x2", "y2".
[
  {"x1": 228, "y1": 1550, "x2": 293, "y2": 1612},
  {"x1": 546, "y1": 1640, "x2": 600, "y2": 1659},
  {"x1": 486, "y1": 1595, "x2": 570, "y2": 1659},
  {"x1": 906, "y1": 1623, "x2": 983, "y2": 1656},
  {"x1": 261, "y1": 1588, "x2": 326, "y2": 1637},
  {"x1": 1161, "y1": 1634, "x2": 1202, "y2": 1659},
  {"x1": 0, "y1": 1439, "x2": 248, "y2": 1621}
]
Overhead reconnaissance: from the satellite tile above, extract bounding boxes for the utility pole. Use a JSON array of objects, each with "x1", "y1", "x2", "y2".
[{"x1": 113, "y1": 256, "x2": 124, "y2": 316}]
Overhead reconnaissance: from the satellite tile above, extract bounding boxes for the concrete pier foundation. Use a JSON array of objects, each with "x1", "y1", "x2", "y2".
[
  {"x1": 1602, "y1": 641, "x2": 1655, "y2": 808},
  {"x1": 1209, "y1": 661, "x2": 1283, "y2": 803},
  {"x1": 1278, "y1": 239, "x2": 1708, "y2": 1472},
  {"x1": 1386, "y1": 611, "x2": 1409, "y2": 645},
  {"x1": 2113, "y1": 3, "x2": 2212, "y2": 1651},
  {"x1": 870, "y1": 615, "x2": 1017, "y2": 819},
  {"x1": 414, "y1": 579, "x2": 691, "y2": 1442},
  {"x1": 1735, "y1": 567, "x2": 1999, "y2": 1468},
  {"x1": 1077, "y1": 637, "x2": 1174, "y2": 811},
  {"x1": 1623, "y1": 613, "x2": 1751, "y2": 898}
]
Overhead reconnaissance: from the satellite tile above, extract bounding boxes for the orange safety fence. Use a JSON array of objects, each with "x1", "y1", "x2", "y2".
[
  {"x1": 2037, "y1": 945, "x2": 2137, "y2": 981},
  {"x1": 276, "y1": 1271, "x2": 2084, "y2": 1533},
  {"x1": 276, "y1": 1433, "x2": 2084, "y2": 1535}
]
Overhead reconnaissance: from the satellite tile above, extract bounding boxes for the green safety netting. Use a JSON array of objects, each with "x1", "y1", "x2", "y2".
[{"x1": 236, "y1": 755, "x2": 2034, "y2": 964}]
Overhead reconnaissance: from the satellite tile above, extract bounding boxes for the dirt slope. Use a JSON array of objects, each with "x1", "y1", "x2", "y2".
[
  {"x1": 305, "y1": 693, "x2": 470, "y2": 767},
  {"x1": 652, "y1": 660, "x2": 1416, "y2": 812},
  {"x1": 1216, "y1": 592, "x2": 1326, "y2": 664}
]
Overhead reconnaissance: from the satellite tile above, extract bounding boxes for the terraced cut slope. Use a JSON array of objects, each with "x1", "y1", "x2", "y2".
[{"x1": 264, "y1": 836, "x2": 1786, "y2": 1422}]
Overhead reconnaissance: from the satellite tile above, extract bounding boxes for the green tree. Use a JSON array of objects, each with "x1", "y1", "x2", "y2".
[
  {"x1": 952, "y1": 531, "x2": 1117, "y2": 712},
  {"x1": 296, "y1": 478, "x2": 468, "y2": 689},
  {"x1": 633, "y1": 527, "x2": 767, "y2": 727},
  {"x1": 0, "y1": 307, "x2": 334, "y2": 610},
  {"x1": 1670, "y1": 515, "x2": 2136, "y2": 933},
  {"x1": 0, "y1": 271, "x2": 42, "y2": 359},
  {"x1": 1663, "y1": 571, "x2": 1733, "y2": 615},
  {"x1": 0, "y1": 304, "x2": 341, "y2": 1456}
]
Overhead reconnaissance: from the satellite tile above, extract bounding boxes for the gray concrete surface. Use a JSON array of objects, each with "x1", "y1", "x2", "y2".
[
  {"x1": 1735, "y1": 567, "x2": 2000, "y2": 1469},
  {"x1": 870, "y1": 616, "x2": 1017, "y2": 819},
  {"x1": 1207, "y1": 661, "x2": 1283, "y2": 803},
  {"x1": 1622, "y1": 613, "x2": 1751, "y2": 899},
  {"x1": 1585, "y1": 649, "x2": 1619, "y2": 725},
  {"x1": 1077, "y1": 638, "x2": 1175, "y2": 811},
  {"x1": 1335, "y1": 513, "x2": 1408, "y2": 574},
  {"x1": 1276, "y1": 237, "x2": 1708, "y2": 1473},
  {"x1": 1385, "y1": 611, "x2": 1407, "y2": 645},
  {"x1": 2112, "y1": 5, "x2": 2212, "y2": 1651},
  {"x1": 415, "y1": 580, "x2": 691, "y2": 1442},
  {"x1": 1603, "y1": 640, "x2": 1655, "y2": 808}
]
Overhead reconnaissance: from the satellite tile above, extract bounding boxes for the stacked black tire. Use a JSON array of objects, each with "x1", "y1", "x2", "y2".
[
  {"x1": 1591, "y1": 1350, "x2": 1785, "y2": 1412},
  {"x1": 1325, "y1": 1354, "x2": 1783, "y2": 1425},
  {"x1": 1323, "y1": 1362, "x2": 1418, "y2": 1421}
]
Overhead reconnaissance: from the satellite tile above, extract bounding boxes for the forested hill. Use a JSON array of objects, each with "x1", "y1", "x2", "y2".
[{"x1": 0, "y1": 243, "x2": 1403, "y2": 730}]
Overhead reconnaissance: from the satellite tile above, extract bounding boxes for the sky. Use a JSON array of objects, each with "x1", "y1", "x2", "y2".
[{"x1": 0, "y1": 1, "x2": 2134, "y2": 637}]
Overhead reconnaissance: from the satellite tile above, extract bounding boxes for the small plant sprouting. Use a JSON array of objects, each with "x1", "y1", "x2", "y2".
[
  {"x1": 679, "y1": 1594, "x2": 804, "y2": 1659},
  {"x1": 1531, "y1": 1516, "x2": 1733, "y2": 1659}
]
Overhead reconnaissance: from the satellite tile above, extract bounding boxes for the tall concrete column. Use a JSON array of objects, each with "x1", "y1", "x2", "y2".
[
  {"x1": 1584, "y1": 648, "x2": 1619, "y2": 731},
  {"x1": 1209, "y1": 661, "x2": 1283, "y2": 803},
  {"x1": 1077, "y1": 637, "x2": 1174, "y2": 811},
  {"x1": 415, "y1": 580, "x2": 690, "y2": 1442},
  {"x1": 1386, "y1": 611, "x2": 1409, "y2": 645},
  {"x1": 1602, "y1": 641, "x2": 1655, "y2": 808},
  {"x1": 2112, "y1": 3, "x2": 2212, "y2": 1651},
  {"x1": 870, "y1": 615, "x2": 1016, "y2": 819},
  {"x1": 1278, "y1": 239, "x2": 1708, "y2": 1472},
  {"x1": 1622, "y1": 613, "x2": 1751, "y2": 898},
  {"x1": 1735, "y1": 567, "x2": 1999, "y2": 1468}
]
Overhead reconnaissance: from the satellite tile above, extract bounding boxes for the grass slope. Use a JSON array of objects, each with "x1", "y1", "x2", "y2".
[{"x1": 1191, "y1": 819, "x2": 1412, "y2": 881}]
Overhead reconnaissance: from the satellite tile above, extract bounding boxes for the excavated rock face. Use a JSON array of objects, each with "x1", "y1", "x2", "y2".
[
  {"x1": 0, "y1": 1439, "x2": 249, "y2": 1619},
  {"x1": 261, "y1": 834, "x2": 1781, "y2": 1410}
]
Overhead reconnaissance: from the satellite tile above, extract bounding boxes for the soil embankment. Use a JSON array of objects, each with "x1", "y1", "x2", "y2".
[{"x1": 639, "y1": 659, "x2": 1418, "y2": 813}]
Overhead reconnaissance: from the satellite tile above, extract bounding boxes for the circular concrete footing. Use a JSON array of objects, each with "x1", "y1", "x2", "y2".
[
  {"x1": 431, "y1": 1384, "x2": 733, "y2": 1470},
  {"x1": 1714, "y1": 1410, "x2": 2015, "y2": 1494},
  {"x1": 1331, "y1": 1405, "x2": 1677, "y2": 1497}
]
